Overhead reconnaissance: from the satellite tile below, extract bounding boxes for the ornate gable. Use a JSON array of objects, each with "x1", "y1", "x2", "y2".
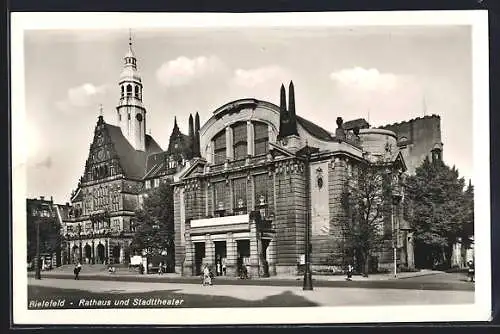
[{"x1": 82, "y1": 116, "x2": 125, "y2": 184}]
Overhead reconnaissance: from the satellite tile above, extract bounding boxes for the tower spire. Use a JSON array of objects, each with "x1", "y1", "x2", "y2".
[
  {"x1": 288, "y1": 80, "x2": 298, "y2": 136},
  {"x1": 116, "y1": 30, "x2": 145, "y2": 151},
  {"x1": 99, "y1": 103, "x2": 103, "y2": 117},
  {"x1": 278, "y1": 83, "x2": 288, "y2": 139}
]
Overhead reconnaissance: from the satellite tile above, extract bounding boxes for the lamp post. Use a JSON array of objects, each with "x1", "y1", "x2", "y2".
[
  {"x1": 297, "y1": 144, "x2": 319, "y2": 291},
  {"x1": 35, "y1": 218, "x2": 41, "y2": 280}
]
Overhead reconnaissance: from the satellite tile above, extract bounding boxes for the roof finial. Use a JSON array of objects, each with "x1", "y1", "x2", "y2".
[
  {"x1": 129, "y1": 28, "x2": 132, "y2": 47},
  {"x1": 99, "y1": 103, "x2": 103, "y2": 117}
]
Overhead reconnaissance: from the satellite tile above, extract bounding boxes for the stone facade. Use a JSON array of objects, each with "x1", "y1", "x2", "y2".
[{"x1": 173, "y1": 85, "x2": 413, "y2": 277}]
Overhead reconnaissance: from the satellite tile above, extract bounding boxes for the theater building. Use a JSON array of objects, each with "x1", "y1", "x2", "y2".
[{"x1": 172, "y1": 82, "x2": 415, "y2": 277}]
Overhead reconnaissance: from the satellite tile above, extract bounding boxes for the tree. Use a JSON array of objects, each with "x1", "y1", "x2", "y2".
[
  {"x1": 340, "y1": 162, "x2": 392, "y2": 276},
  {"x1": 130, "y1": 180, "x2": 175, "y2": 259},
  {"x1": 404, "y1": 157, "x2": 471, "y2": 269}
]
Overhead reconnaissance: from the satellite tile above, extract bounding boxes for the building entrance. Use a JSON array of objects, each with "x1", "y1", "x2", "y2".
[
  {"x1": 236, "y1": 240, "x2": 250, "y2": 276},
  {"x1": 97, "y1": 243, "x2": 105, "y2": 264},
  {"x1": 214, "y1": 241, "x2": 227, "y2": 276},
  {"x1": 112, "y1": 245, "x2": 120, "y2": 264},
  {"x1": 194, "y1": 242, "x2": 205, "y2": 276},
  {"x1": 84, "y1": 244, "x2": 92, "y2": 264}
]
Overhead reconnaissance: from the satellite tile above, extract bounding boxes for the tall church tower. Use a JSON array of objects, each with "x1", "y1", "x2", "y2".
[{"x1": 116, "y1": 32, "x2": 146, "y2": 151}]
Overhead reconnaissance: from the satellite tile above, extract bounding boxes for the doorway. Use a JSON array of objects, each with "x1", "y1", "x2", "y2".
[
  {"x1": 112, "y1": 245, "x2": 120, "y2": 264},
  {"x1": 214, "y1": 241, "x2": 227, "y2": 276},
  {"x1": 194, "y1": 242, "x2": 205, "y2": 276},
  {"x1": 236, "y1": 239, "x2": 250, "y2": 275},
  {"x1": 97, "y1": 243, "x2": 105, "y2": 264},
  {"x1": 84, "y1": 244, "x2": 92, "y2": 264}
]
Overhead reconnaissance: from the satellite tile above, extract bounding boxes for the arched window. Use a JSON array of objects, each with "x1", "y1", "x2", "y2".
[
  {"x1": 134, "y1": 86, "x2": 139, "y2": 99},
  {"x1": 232, "y1": 122, "x2": 247, "y2": 160},
  {"x1": 121, "y1": 86, "x2": 124, "y2": 97},
  {"x1": 254, "y1": 122, "x2": 269, "y2": 156},
  {"x1": 126, "y1": 84, "x2": 132, "y2": 97},
  {"x1": 213, "y1": 130, "x2": 226, "y2": 164}
]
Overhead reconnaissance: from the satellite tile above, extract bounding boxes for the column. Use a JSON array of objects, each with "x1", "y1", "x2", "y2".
[
  {"x1": 105, "y1": 239, "x2": 109, "y2": 264},
  {"x1": 225, "y1": 126, "x2": 234, "y2": 160},
  {"x1": 267, "y1": 238, "x2": 277, "y2": 276},
  {"x1": 226, "y1": 232, "x2": 238, "y2": 277},
  {"x1": 249, "y1": 220, "x2": 260, "y2": 277},
  {"x1": 182, "y1": 221, "x2": 194, "y2": 276},
  {"x1": 67, "y1": 243, "x2": 71, "y2": 264},
  {"x1": 91, "y1": 240, "x2": 95, "y2": 264},
  {"x1": 79, "y1": 241, "x2": 83, "y2": 263},
  {"x1": 268, "y1": 125, "x2": 276, "y2": 144},
  {"x1": 207, "y1": 141, "x2": 214, "y2": 164},
  {"x1": 205, "y1": 234, "x2": 215, "y2": 268},
  {"x1": 247, "y1": 121, "x2": 254, "y2": 156}
]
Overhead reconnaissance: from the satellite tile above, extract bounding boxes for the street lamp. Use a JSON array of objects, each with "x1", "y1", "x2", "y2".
[
  {"x1": 297, "y1": 144, "x2": 319, "y2": 291},
  {"x1": 35, "y1": 217, "x2": 41, "y2": 280}
]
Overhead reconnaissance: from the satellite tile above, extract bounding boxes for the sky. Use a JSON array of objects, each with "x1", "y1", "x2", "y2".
[{"x1": 22, "y1": 25, "x2": 473, "y2": 204}]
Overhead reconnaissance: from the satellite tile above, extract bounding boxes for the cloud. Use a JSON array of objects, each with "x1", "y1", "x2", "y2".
[
  {"x1": 231, "y1": 65, "x2": 289, "y2": 88},
  {"x1": 328, "y1": 67, "x2": 424, "y2": 126},
  {"x1": 329, "y1": 67, "x2": 398, "y2": 92},
  {"x1": 156, "y1": 56, "x2": 225, "y2": 87},
  {"x1": 56, "y1": 83, "x2": 109, "y2": 111},
  {"x1": 33, "y1": 156, "x2": 53, "y2": 169}
]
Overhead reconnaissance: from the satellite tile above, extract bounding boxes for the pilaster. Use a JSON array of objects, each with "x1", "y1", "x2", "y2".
[
  {"x1": 182, "y1": 221, "x2": 194, "y2": 276},
  {"x1": 204, "y1": 234, "x2": 215, "y2": 268},
  {"x1": 225, "y1": 127, "x2": 234, "y2": 160},
  {"x1": 247, "y1": 121, "x2": 255, "y2": 156},
  {"x1": 249, "y1": 220, "x2": 260, "y2": 277},
  {"x1": 226, "y1": 232, "x2": 238, "y2": 276}
]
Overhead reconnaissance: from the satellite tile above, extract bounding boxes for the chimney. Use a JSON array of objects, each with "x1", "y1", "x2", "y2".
[{"x1": 40, "y1": 196, "x2": 45, "y2": 201}]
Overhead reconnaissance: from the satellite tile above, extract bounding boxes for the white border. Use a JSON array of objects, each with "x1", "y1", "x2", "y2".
[{"x1": 11, "y1": 10, "x2": 491, "y2": 325}]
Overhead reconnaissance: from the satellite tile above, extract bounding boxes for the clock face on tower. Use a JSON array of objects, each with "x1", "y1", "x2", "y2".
[
  {"x1": 136, "y1": 113, "x2": 143, "y2": 122},
  {"x1": 97, "y1": 149, "x2": 105, "y2": 161}
]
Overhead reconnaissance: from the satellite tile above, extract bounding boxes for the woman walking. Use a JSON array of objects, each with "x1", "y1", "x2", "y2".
[{"x1": 202, "y1": 264, "x2": 212, "y2": 286}]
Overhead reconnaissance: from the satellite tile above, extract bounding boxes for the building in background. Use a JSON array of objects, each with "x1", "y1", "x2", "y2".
[{"x1": 26, "y1": 196, "x2": 68, "y2": 269}]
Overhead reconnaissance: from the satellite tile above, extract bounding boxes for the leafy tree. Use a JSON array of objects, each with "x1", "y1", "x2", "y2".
[
  {"x1": 404, "y1": 157, "x2": 471, "y2": 269},
  {"x1": 130, "y1": 180, "x2": 175, "y2": 259},
  {"x1": 340, "y1": 162, "x2": 392, "y2": 276}
]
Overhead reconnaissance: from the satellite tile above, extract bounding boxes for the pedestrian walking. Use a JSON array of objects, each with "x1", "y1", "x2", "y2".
[
  {"x1": 222, "y1": 258, "x2": 227, "y2": 276},
  {"x1": 467, "y1": 260, "x2": 475, "y2": 282},
  {"x1": 346, "y1": 263, "x2": 353, "y2": 281},
  {"x1": 202, "y1": 264, "x2": 212, "y2": 286},
  {"x1": 74, "y1": 262, "x2": 82, "y2": 280},
  {"x1": 158, "y1": 261, "x2": 163, "y2": 275},
  {"x1": 216, "y1": 261, "x2": 221, "y2": 276}
]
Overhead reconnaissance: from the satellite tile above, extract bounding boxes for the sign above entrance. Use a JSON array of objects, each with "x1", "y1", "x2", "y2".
[{"x1": 191, "y1": 213, "x2": 250, "y2": 228}]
